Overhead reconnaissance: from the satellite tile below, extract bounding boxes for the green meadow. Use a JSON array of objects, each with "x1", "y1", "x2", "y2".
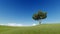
[{"x1": 0, "y1": 24, "x2": 60, "y2": 34}]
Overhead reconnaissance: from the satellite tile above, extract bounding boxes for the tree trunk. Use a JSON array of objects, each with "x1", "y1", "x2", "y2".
[
  {"x1": 39, "y1": 19, "x2": 42, "y2": 25},
  {"x1": 39, "y1": 21, "x2": 41, "y2": 25}
]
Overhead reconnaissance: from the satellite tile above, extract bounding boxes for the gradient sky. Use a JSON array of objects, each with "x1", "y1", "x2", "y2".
[{"x1": 0, "y1": 0, "x2": 60, "y2": 25}]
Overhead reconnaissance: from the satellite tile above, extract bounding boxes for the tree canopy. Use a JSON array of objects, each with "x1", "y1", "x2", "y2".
[{"x1": 32, "y1": 10, "x2": 47, "y2": 24}]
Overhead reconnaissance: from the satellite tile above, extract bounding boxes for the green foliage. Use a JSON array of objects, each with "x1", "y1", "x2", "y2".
[
  {"x1": 32, "y1": 13, "x2": 40, "y2": 20},
  {"x1": 32, "y1": 10, "x2": 47, "y2": 20}
]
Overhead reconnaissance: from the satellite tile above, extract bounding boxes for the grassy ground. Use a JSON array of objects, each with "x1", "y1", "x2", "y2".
[{"x1": 0, "y1": 24, "x2": 60, "y2": 34}]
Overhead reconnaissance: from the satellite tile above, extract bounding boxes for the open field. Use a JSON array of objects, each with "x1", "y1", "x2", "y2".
[{"x1": 0, "y1": 24, "x2": 60, "y2": 34}]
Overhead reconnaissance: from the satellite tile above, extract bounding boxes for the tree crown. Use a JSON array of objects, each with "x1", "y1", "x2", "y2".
[{"x1": 32, "y1": 10, "x2": 47, "y2": 20}]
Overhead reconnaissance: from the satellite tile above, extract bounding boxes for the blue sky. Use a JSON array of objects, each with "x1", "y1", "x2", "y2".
[{"x1": 0, "y1": 0, "x2": 60, "y2": 26}]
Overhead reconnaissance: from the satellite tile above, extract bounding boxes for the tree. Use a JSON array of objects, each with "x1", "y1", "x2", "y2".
[{"x1": 32, "y1": 10, "x2": 47, "y2": 25}]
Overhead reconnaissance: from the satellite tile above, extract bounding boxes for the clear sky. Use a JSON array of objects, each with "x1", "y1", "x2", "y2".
[{"x1": 0, "y1": 0, "x2": 60, "y2": 26}]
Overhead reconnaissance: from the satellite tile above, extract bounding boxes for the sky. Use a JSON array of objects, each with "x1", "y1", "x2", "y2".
[{"x1": 0, "y1": 0, "x2": 60, "y2": 26}]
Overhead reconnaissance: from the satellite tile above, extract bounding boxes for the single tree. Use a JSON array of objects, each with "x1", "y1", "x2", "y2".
[{"x1": 32, "y1": 10, "x2": 47, "y2": 25}]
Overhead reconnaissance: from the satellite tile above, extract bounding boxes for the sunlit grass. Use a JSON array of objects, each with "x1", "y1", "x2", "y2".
[{"x1": 0, "y1": 24, "x2": 60, "y2": 34}]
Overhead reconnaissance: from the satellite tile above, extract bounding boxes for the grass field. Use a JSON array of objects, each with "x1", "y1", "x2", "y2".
[{"x1": 0, "y1": 24, "x2": 60, "y2": 34}]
